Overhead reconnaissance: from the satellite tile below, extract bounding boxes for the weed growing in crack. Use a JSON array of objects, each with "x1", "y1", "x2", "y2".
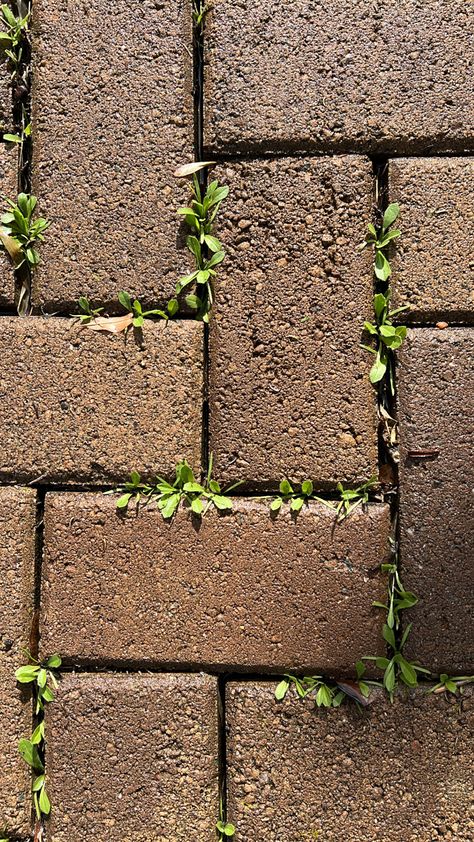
[
  {"x1": 0, "y1": 2, "x2": 30, "y2": 80},
  {"x1": 268, "y1": 476, "x2": 377, "y2": 520},
  {"x1": 430, "y1": 674, "x2": 474, "y2": 697},
  {"x1": 74, "y1": 292, "x2": 177, "y2": 334},
  {"x1": 216, "y1": 797, "x2": 235, "y2": 840},
  {"x1": 111, "y1": 455, "x2": 242, "y2": 519},
  {"x1": 15, "y1": 652, "x2": 62, "y2": 823},
  {"x1": 362, "y1": 291, "x2": 409, "y2": 395},
  {"x1": 360, "y1": 202, "x2": 400, "y2": 282},
  {"x1": 275, "y1": 673, "x2": 371, "y2": 708},
  {"x1": 192, "y1": 0, "x2": 210, "y2": 32},
  {"x1": 0, "y1": 193, "x2": 50, "y2": 313},
  {"x1": 175, "y1": 161, "x2": 228, "y2": 322}
]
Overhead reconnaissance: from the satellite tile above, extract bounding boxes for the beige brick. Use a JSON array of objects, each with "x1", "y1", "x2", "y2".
[
  {"x1": 0, "y1": 487, "x2": 36, "y2": 835},
  {"x1": 209, "y1": 156, "x2": 377, "y2": 486},
  {"x1": 46, "y1": 673, "x2": 219, "y2": 842},
  {"x1": 41, "y1": 495, "x2": 389, "y2": 673},
  {"x1": 31, "y1": 0, "x2": 193, "y2": 310},
  {"x1": 226, "y1": 682, "x2": 474, "y2": 841},
  {"x1": 0, "y1": 317, "x2": 203, "y2": 484},
  {"x1": 398, "y1": 328, "x2": 474, "y2": 672},
  {"x1": 390, "y1": 158, "x2": 474, "y2": 320},
  {"x1": 205, "y1": 0, "x2": 474, "y2": 154}
]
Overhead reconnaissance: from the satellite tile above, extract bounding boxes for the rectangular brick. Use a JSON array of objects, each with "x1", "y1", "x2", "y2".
[
  {"x1": 31, "y1": 0, "x2": 193, "y2": 311},
  {"x1": 0, "y1": 144, "x2": 20, "y2": 307},
  {"x1": 209, "y1": 157, "x2": 377, "y2": 487},
  {"x1": 0, "y1": 487, "x2": 36, "y2": 836},
  {"x1": 0, "y1": 55, "x2": 12, "y2": 132},
  {"x1": 41, "y1": 495, "x2": 389, "y2": 673},
  {"x1": 46, "y1": 673, "x2": 219, "y2": 842},
  {"x1": 226, "y1": 682, "x2": 474, "y2": 841},
  {"x1": 0, "y1": 317, "x2": 203, "y2": 484},
  {"x1": 390, "y1": 158, "x2": 474, "y2": 321},
  {"x1": 398, "y1": 329, "x2": 474, "y2": 672},
  {"x1": 204, "y1": 1, "x2": 474, "y2": 154}
]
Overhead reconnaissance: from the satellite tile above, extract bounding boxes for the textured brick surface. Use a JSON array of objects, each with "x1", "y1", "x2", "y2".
[
  {"x1": 0, "y1": 143, "x2": 20, "y2": 306},
  {"x1": 226, "y1": 682, "x2": 474, "y2": 841},
  {"x1": 390, "y1": 158, "x2": 474, "y2": 320},
  {"x1": 205, "y1": 0, "x2": 474, "y2": 154},
  {"x1": 398, "y1": 329, "x2": 474, "y2": 672},
  {"x1": 0, "y1": 318, "x2": 203, "y2": 484},
  {"x1": 209, "y1": 157, "x2": 377, "y2": 487},
  {"x1": 31, "y1": 0, "x2": 193, "y2": 311},
  {"x1": 47, "y1": 673, "x2": 219, "y2": 842},
  {"x1": 41, "y1": 496, "x2": 389, "y2": 673},
  {"x1": 0, "y1": 54, "x2": 12, "y2": 132},
  {"x1": 0, "y1": 487, "x2": 36, "y2": 835}
]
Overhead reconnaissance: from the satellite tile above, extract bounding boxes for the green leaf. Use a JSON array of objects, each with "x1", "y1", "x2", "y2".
[
  {"x1": 290, "y1": 496, "x2": 305, "y2": 512},
  {"x1": 167, "y1": 298, "x2": 179, "y2": 316},
  {"x1": 383, "y1": 661, "x2": 396, "y2": 693},
  {"x1": 212, "y1": 494, "x2": 233, "y2": 511},
  {"x1": 279, "y1": 479, "x2": 293, "y2": 496},
  {"x1": 32, "y1": 774, "x2": 45, "y2": 792},
  {"x1": 374, "y1": 251, "x2": 391, "y2": 281},
  {"x1": 375, "y1": 657, "x2": 390, "y2": 670},
  {"x1": 204, "y1": 234, "x2": 221, "y2": 252},
  {"x1": 270, "y1": 497, "x2": 282, "y2": 512},
  {"x1": 3, "y1": 133, "x2": 21, "y2": 143},
  {"x1": 185, "y1": 294, "x2": 200, "y2": 310},
  {"x1": 118, "y1": 290, "x2": 132, "y2": 311},
  {"x1": 398, "y1": 657, "x2": 418, "y2": 687},
  {"x1": 301, "y1": 479, "x2": 313, "y2": 496},
  {"x1": 190, "y1": 496, "x2": 204, "y2": 515},
  {"x1": 223, "y1": 823, "x2": 235, "y2": 836},
  {"x1": 15, "y1": 665, "x2": 39, "y2": 683},
  {"x1": 18, "y1": 738, "x2": 43, "y2": 771},
  {"x1": 186, "y1": 235, "x2": 201, "y2": 261},
  {"x1": 275, "y1": 678, "x2": 290, "y2": 700},
  {"x1": 183, "y1": 482, "x2": 205, "y2": 493},
  {"x1": 39, "y1": 785, "x2": 51, "y2": 815},
  {"x1": 316, "y1": 684, "x2": 332, "y2": 707},
  {"x1": 206, "y1": 249, "x2": 225, "y2": 268},
  {"x1": 116, "y1": 493, "x2": 132, "y2": 509},
  {"x1": 382, "y1": 624, "x2": 396, "y2": 649},
  {"x1": 373, "y1": 293, "x2": 387, "y2": 321},
  {"x1": 30, "y1": 722, "x2": 44, "y2": 744},
  {"x1": 382, "y1": 203, "x2": 400, "y2": 229},
  {"x1": 369, "y1": 355, "x2": 387, "y2": 384},
  {"x1": 160, "y1": 493, "x2": 180, "y2": 519}
]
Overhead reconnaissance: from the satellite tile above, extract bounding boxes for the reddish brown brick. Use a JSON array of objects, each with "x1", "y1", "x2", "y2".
[
  {"x1": 46, "y1": 673, "x2": 219, "y2": 842},
  {"x1": 0, "y1": 487, "x2": 36, "y2": 835},
  {"x1": 209, "y1": 157, "x2": 377, "y2": 487},
  {"x1": 0, "y1": 55, "x2": 13, "y2": 132},
  {"x1": 41, "y1": 495, "x2": 389, "y2": 673},
  {"x1": 390, "y1": 158, "x2": 474, "y2": 321},
  {"x1": 0, "y1": 317, "x2": 203, "y2": 484},
  {"x1": 0, "y1": 143, "x2": 20, "y2": 306},
  {"x1": 205, "y1": 1, "x2": 474, "y2": 154},
  {"x1": 226, "y1": 682, "x2": 474, "y2": 841},
  {"x1": 31, "y1": 0, "x2": 193, "y2": 311},
  {"x1": 398, "y1": 329, "x2": 474, "y2": 673}
]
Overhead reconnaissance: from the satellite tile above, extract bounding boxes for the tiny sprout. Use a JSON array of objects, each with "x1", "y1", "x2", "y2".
[
  {"x1": 361, "y1": 291, "x2": 409, "y2": 395},
  {"x1": 359, "y1": 202, "x2": 401, "y2": 282}
]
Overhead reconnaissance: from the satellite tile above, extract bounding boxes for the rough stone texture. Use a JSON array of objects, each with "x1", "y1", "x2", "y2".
[
  {"x1": 0, "y1": 487, "x2": 36, "y2": 836},
  {"x1": 204, "y1": 0, "x2": 474, "y2": 154},
  {"x1": 31, "y1": 0, "x2": 193, "y2": 311},
  {"x1": 0, "y1": 317, "x2": 203, "y2": 484},
  {"x1": 209, "y1": 157, "x2": 377, "y2": 487},
  {"x1": 46, "y1": 673, "x2": 219, "y2": 842},
  {"x1": 41, "y1": 495, "x2": 389, "y2": 673},
  {"x1": 0, "y1": 51, "x2": 13, "y2": 132},
  {"x1": 226, "y1": 682, "x2": 474, "y2": 841},
  {"x1": 0, "y1": 143, "x2": 20, "y2": 306},
  {"x1": 398, "y1": 329, "x2": 474, "y2": 672},
  {"x1": 390, "y1": 158, "x2": 474, "y2": 321}
]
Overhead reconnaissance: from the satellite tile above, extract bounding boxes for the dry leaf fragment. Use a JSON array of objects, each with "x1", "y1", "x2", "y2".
[
  {"x1": 84, "y1": 313, "x2": 133, "y2": 334},
  {"x1": 0, "y1": 229, "x2": 24, "y2": 266},
  {"x1": 336, "y1": 681, "x2": 371, "y2": 706},
  {"x1": 174, "y1": 161, "x2": 216, "y2": 178}
]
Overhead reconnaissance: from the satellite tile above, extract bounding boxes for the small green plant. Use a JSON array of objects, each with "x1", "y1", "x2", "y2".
[
  {"x1": 332, "y1": 476, "x2": 378, "y2": 520},
  {"x1": 15, "y1": 652, "x2": 62, "y2": 821},
  {"x1": 275, "y1": 673, "x2": 371, "y2": 708},
  {"x1": 362, "y1": 291, "x2": 409, "y2": 394},
  {"x1": 112, "y1": 455, "x2": 241, "y2": 519},
  {"x1": 0, "y1": 2, "x2": 30, "y2": 77},
  {"x1": 430, "y1": 674, "x2": 474, "y2": 696},
  {"x1": 175, "y1": 161, "x2": 228, "y2": 322},
  {"x1": 270, "y1": 478, "x2": 319, "y2": 513},
  {"x1": 4, "y1": 119, "x2": 30, "y2": 145},
  {"x1": 269, "y1": 476, "x2": 377, "y2": 520},
  {"x1": 359, "y1": 202, "x2": 401, "y2": 282},
  {"x1": 0, "y1": 193, "x2": 50, "y2": 269},
  {"x1": 117, "y1": 290, "x2": 177, "y2": 327},
  {"x1": 75, "y1": 292, "x2": 178, "y2": 333},
  {"x1": 359, "y1": 557, "x2": 430, "y2": 700},
  {"x1": 192, "y1": 0, "x2": 210, "y2": 31},
  {"x1": 76, "y1": 296, "x2": 104, "y2": 324}
]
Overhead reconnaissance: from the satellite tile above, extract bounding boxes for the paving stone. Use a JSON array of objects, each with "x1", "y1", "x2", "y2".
[
  {"x1": 0, "y1": 487, "x2": 36, "y2": 835},
  {"x1": 0, "y1": 52, "x2": 13, "y2": 132},
  {"x1": 209, "y1": 156, "x2": 377, "y2": 487},
  {"x1": 0, "y1": 317, "x2": 203, "y2": 484},
  {"x1": 0, "y1": 143, "x2": 20, "y2": 306},
  {"x1": 398, "y1": 328, "x2": 474, "y2": 672},
  {"x1": 204, "y1": 0, "x2": 474, "y2": 154},
  {"x1": 390, "y1": 158, "x2": 474, "y2": 321},
  {"x1": 226, "y1": 681, "x2": 474, "y2": 841},
  {"x1": 41, "y1": 495, "x2": 389, "y2": 673},
  {"x1": 31, "y1": 0, "x2": 193, "y2": 311},
  {"x1": 46, "y1": 673, "x2": 219, "y2": 842}
]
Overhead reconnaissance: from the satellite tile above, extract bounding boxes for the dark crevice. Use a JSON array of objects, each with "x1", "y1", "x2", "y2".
[
  {"x1": 31, "y1": 486, "x2": 45, "y2": 656},
  {"x1": 217, "y1": 675, "x2": 228, "y2": 827},
  {"x1": 203, "y1": 141, "x2": 474, "y2": 161}
]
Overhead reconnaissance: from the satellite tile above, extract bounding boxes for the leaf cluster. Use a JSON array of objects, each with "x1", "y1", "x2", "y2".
[
  {"x1": 362, "y1": 291, "x2": 409, "y2": 394},
  {"x1": 0, "y1": 2, "x2": 30, "y2": 74},
  {"x1": 275, "y1": 673, "x2": 370, "y2": 708},
  {"x1": 430, "y1": 673, "x2": 474, "y2": 697},
  {"x1": 176, "y1": 164, "x2": 228, "y2": 322},
  {"x1": 269, "y1": 476, "x2": 377, "y2": 521},
  {"x1": 0, "y1": 193, "x2": 50, "y2": 270},
  {"x1": 192, "y1": 0, "x2": 210, "y2": 31},
  {"x1": 359, "y1": 202, "x2": 400, "y2": 282},
  {"x1": 113, "y1": 455, "x2": 241, "y2": 519},
  {"x1": 76, "y1": 292, "x2": 178, "y2": 332},
  {"x1": 15, "y1": 653, "x2": 62, "y2": 819},
  {"x1": 216, "y1": 820, "x2": 235, "y2": 839}
]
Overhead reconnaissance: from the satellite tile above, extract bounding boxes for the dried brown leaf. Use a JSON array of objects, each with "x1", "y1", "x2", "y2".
[
  {"x1": 85, "y1": 313, "x2": 133, "y2": 334},
  {"x1": 0, "y1": 230, "x2": 23, "y2": 266},
  {"x1": 336, "y1": 681, "x2": 371, "y2": 706},
  {"x1": 174, "y1": 161, "x2": 216, "y2": 178}
]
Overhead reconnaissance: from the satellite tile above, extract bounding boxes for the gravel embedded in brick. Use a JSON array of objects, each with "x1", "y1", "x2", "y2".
[
  {"x1": 209, "y1": 156, "x2": 377, "y2": 487},
  {"x1": 205, "y1": 0, "x2": 474, "y2": 154},
  {"x1": 41, "y1": 495, "x2": 389, "y2": 673},
  {"x1": 31, "y1": 0, "x2": 193, "y2": 311},
  {"x1": 46, "y1": 673, "x2": 219, "y2": 842},
  {"x1": 398, "y1": 329, "x2": 474, "y2": 672},
  {"x1": 0, "y1": 317, "x2": 203, "y2": 484},
  {"x1": 0, "y1": 143, "x2": 21, "y2": 306},
  {"x1": 0, "y1": 487, "x2": 36, "y2": 835},
  {"x1": 226, "y1": 682, "x2": 474, "y2": 841},
  {"x1": 390, "y1": 158, "x2": 474, "y2": 321}
]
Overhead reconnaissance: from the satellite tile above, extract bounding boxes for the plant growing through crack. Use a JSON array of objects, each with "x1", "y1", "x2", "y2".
[
  {"x1": 430, "y1": 674, "x2": 474, "y2": 697},
  {"x1": 111, "y1": 455, "x2": 242, "y2": 519},
  {"x1": 15, "y1": 652, "x2": 62, "y2": 824},
  {"x1": 275, "y1": 673, "x2": 371, "y2": 708},
  {"x1": 74, "y1": 292, "x2": 178, "y2": 334},
  {"x1": 192, "y1": 0, "x2": 210, "y2": 32},
  {"x1": 268, "y1": 476, "x2": 377, "y2": 520},
  {"x1": 0, "y1": 193, "x2": 50, "y2": 313},
  {"x1": 174, "y1": 161, "x2": 228, "y2": 322},
  {"x1": 216, "y1": 796, "x2": 235, "y2": 840},
  {"x1": 0, "y1": 2, "x2": 30, "y2": 79}
]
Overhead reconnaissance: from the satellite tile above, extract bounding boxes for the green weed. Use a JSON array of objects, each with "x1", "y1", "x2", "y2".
[
  {"x1": 359, "y1": 202, "x2": 401, "y2": 282},
  {"x1": 0, "y1": 2, "x2": 30, "y2": 77},
  {"x1": 0, "y1": 193, "x2": 50, "y2": 270},
  {"x1": 269, "y1": 476, "x2": 377, "y2": 520},
  {"x1": 362, "y1": 291, "x2": 409, "y2": 395},
  {"x1": 275, "y1": 673, "x2": 371, "y2": 708},
  {"x1": 430, "y1": 674, "x2": 474, "y2": 697}
]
